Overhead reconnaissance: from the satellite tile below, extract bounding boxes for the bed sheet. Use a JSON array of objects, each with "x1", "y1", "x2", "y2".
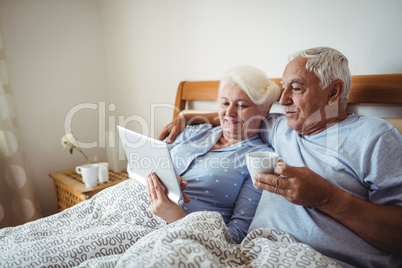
[{"x1": 0, "y1": 179, "x2": 340, "y2": 268}]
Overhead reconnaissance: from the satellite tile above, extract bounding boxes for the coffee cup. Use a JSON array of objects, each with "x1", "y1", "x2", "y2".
[
  {"x1": 76, "y1": 164, "x2": 99, "y2": 188},
  {"x1": 96, "y1": 162, "x2": 109, "y2": 183},
  {"x1": 246, "y1": 151, "x2": 279, "y2": 187}
]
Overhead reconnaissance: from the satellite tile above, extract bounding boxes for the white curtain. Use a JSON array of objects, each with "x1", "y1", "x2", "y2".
[{"x1": 0, "y1": 27, "x2": 42, "y2": 228}]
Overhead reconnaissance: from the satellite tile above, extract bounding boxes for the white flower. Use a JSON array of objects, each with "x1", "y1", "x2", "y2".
[
  {"x1": 61, "y1": 132, "x2": 90, "y2": 163},
  {"x1": 61, "y1": 133, "x2": 76, "y2": 148}
]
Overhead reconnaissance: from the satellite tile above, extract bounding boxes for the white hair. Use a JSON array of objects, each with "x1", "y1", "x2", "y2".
[
  {"x1": 289, "y1": 47, "x2": 352, "y2": 108},
  {"x1": 218, "y1": 65, "x2": 281, "y2": 113}
]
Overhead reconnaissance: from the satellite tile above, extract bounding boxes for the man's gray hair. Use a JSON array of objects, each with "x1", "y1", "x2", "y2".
[{"x1": 289, "y1": 47, "x2": 352, "y2": 108}]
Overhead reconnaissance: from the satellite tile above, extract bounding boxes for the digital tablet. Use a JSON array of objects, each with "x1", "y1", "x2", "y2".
[{"x1": 117, "y1": 125, "x2": 184, "y2": 206}]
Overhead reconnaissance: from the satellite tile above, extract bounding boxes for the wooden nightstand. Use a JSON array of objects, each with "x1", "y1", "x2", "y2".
[{"x1": 49, "y1": 169, "x2": 129, "y2": 212}]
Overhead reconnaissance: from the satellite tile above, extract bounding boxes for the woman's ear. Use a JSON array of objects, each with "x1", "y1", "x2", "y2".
[{"x1": 328, "y1": 80, "x2": 344, "y2": 104}]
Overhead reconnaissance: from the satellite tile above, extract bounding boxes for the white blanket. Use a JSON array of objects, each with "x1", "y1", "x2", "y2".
[{"x1": 0, "y1": 179, "x2": 340, "y2": 267}]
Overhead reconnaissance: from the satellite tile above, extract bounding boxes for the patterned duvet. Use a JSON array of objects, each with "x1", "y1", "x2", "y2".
[{"x1": 0, "y1": 179, "x2": 340, "y2": 267}]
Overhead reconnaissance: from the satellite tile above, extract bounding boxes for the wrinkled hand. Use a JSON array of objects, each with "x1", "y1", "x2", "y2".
[
  {"x1": 158, "y1": 114, "x2": 188, "y2": 144},
  {"x1": 177, "y1": 175, "x2": 191, "y2": 203},
  {"x1": 147, "y1": 172, "x2": 188, "y2": 223},
  {"x1": 253, "y1": 161, "x2": 337, "y2": 208}
]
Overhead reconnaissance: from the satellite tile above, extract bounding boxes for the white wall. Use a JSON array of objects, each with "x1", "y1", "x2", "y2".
[
  {"x1": 100, "y1": 0, "x2": 402, "y2": 135},
  {"x1": 0, "y1": 0, "x2": 110, "y2": 215},
  {"x1": 0, "y1": 0, "x2": 401, "y2": 216}
]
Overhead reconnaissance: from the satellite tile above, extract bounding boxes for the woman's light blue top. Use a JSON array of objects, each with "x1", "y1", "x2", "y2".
[{"x1": 168, "y1": 124, "x2": 270, "y2": 243}]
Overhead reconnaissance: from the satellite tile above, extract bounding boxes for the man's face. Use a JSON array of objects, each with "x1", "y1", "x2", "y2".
[{"x1": 280, "y1": 57, "x2": 332, "y2": 135}]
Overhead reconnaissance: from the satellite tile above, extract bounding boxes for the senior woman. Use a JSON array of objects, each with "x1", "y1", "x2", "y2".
[
  {"x1": 147, "y1": 65, "x2": 281, "y2": 243},
  {"x1": 0, "y1": 65, "x2": 280, "y2": 267}
]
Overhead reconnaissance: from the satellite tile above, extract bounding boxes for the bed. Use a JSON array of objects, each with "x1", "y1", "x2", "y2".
[
  {"x1": 0, "y1": 74, "x2": 401, "y2": 268},
  {"x1": 173, "y1": 74, "x2": 402, "y2": 132}
]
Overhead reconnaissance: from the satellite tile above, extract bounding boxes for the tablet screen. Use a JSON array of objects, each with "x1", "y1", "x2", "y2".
[{"x1": 117, "y1": 125, "x2": 184, "y2": 205}]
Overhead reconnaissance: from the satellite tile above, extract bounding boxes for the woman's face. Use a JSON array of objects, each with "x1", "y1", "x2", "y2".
[{"x1": 218, "y1": 83, "x2": 267, "y2": 141}]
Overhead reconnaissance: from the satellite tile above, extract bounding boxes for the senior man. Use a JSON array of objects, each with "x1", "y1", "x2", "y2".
[{"x1": 159, "y1": 47, "x2": 402, "y2": 268}]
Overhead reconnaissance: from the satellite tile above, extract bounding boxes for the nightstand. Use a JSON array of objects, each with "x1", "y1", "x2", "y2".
[{"x1": 49, "y1": 169, "x2": 129, "y2": 212}]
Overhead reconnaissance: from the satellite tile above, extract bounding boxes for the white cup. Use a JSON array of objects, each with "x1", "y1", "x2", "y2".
[
  {"x1": 96, "y1": 162, "x2": 109, "y2": 183},
  {"x1": 246, "y1": 151, "x2": 279, "y2": 187},
  {"x1": 76, "y1": 164, "x2": 99, "y2": 188}
]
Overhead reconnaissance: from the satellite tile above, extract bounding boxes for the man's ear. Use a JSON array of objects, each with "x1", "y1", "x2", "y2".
[{"x1": 328, "y1": 80, "x2": 344, "y2": 104}]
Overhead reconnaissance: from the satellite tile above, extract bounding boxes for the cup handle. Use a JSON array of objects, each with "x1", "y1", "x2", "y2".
[{"x1": 76, "y1": 166, "x2": 82, "y2": 174}]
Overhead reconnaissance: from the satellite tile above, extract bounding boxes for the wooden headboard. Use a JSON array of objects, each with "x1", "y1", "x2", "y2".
[{"x1": 173, "y1": 74, "x2": 402, "y2": 133}]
